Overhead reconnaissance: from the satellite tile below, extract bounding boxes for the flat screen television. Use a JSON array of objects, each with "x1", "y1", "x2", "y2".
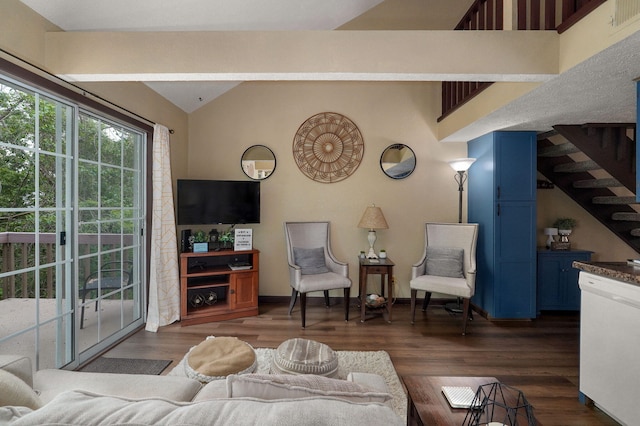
[{"x1": 177, "y1": 179, "x2": 260, "y2": 225}]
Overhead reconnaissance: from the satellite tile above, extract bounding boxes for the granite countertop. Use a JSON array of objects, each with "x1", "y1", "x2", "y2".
[{"x1": 573, "y1": 261, "x2": 640, "y2": 286}]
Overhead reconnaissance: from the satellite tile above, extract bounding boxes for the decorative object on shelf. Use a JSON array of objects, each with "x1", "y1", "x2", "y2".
[
  {"x1": 543, "y1": 227, "x2": 558, "y2": 249},
  {"x1": 190, "y1": 230, "x2": 209, "y2": 253},
  {"x1": 379, "y1": 250, "x2": 387, "y2": 259},
  {"x1": 357, "y1": 204, "x2": 389, "y2": 259},
  {"x1": 204, "y1": 291, "x2": 218, "y2": 305},
  {"x1": 359, "y1": 251, "x2": 366, "y2": 259},
  {"x1": 551, "y1": 217, "x2": 576, "y2": 250},
  {"x1": 190, "y1": 293, "x2": 205, "y2": 308},
  {"x1": 219, "y1": 225, "x2": 235, "y2": 249},
  {"x1": 448, "y1": 158, "x2": 476, "y2": 223},
  {"x1": 241, "y1": 145, "x2": 276, "y2": 180},
  {"x1": 234, "y1": 228, "x2": 253, "y2": 251},
  {"x1": 292, "y1": 112, "x2": 364, "y2": 183},
  {"x1": 463, "y1": 382, "x2": 535, "y2": 426},
  {"x1": 366, "y1": 293, "x2": 387, "y2": 308},
  {"x1": 380, "y1": 144, "x2": 416, "y2": 179}
]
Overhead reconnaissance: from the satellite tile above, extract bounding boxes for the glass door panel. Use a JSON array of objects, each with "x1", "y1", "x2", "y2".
[{"x1": 76, "y1": 112, "x2": 145, "y2": 363}]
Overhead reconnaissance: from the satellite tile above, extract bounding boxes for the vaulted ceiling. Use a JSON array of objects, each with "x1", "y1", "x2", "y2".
[{"x1": 18, "y1": 0, "x2": 640, "y2": 142}]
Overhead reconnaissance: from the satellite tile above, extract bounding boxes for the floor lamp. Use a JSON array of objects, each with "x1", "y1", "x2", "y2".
[
  {"x1": 445, "y1": 158, "x2": 476, "y2": 313},
  {"x1": 449, "y1": 158, "x2": 476, "y2": 224}
]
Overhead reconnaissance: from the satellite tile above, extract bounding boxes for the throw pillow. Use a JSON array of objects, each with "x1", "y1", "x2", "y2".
[
  {"x1": 226, "y1": 373, "x2": 391, "y2": 404},
  {"x1": 293, "y1": 247, "x2": 330, "y2": 275},
  {"x1": 425, "y1": 246, "x2": 464, "y2": 278},
  {"x1": 0, "y1": 369, "x2": 42, "y2": 410}
]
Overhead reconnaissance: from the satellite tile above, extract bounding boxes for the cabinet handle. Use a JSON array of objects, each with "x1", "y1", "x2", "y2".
[
  {"x1": 497, "y1": 203, "x2": 500, "y2": 216},
  {"x1": 230, "y1": 289, "x2": 235, "y2": 294}
]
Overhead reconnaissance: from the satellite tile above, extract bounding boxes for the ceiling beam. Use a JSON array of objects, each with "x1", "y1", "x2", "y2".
[{"x1": 44, "y1": 30, "x2": 559, "y2": 82}]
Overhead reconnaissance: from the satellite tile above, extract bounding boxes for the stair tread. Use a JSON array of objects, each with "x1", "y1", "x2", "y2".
[
  {"x1": 592, "y1": 196, "x2": 638, "y2": 204},
  {"x1": 612, "y1": 212, "x2": 640, "y2": 221},
  {"x1": 574, "y1": 178, "x2": 622, "y2": 188},
  {"x1": 554, "y1": 160, "x2": 600, "y2": 173},
  {"x1": 538, "y1": 143, "x2": 579, "y2": 157}
]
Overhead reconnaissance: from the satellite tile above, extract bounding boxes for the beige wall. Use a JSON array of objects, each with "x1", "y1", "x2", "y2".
[
  {"x1": 0, "y1": 0, "x2": 190, "y2": 184},
  {"x1": 185, "y1": 81, "x2": 467, "y2": 298},
  {"x1": 4, "y1": 0, "x2": 638, "y2": 301}
]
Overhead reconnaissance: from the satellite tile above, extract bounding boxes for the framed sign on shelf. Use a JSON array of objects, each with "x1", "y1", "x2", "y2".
[{"x1": 234, "y1": 229, "x2": 253, "y2": 251}]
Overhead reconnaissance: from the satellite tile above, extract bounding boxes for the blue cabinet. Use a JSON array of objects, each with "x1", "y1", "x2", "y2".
[
  {"x1": 537, "y1": 249, "x2": 592, "y2": 311},
  {"x1": 468, "y1": 131, "x2": 537, "y2": 318}
]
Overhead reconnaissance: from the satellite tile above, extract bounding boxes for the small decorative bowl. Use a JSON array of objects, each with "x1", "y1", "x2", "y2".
[{"x1": 365, "y1": 294, "x2": 387, "y2": 308}]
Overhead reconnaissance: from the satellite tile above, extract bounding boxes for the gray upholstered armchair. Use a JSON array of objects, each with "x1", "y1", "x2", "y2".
[
  {"x1": 410, "y1": 222, "x2": 479, "y2": 335},
  {"x1": 284, "y1": 222, "x2": 351, "y2": 328}
]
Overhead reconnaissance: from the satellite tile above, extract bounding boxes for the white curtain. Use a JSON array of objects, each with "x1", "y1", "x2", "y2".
[{"x1": 146, "y1": 124, "x2": 180, "y2": 332}]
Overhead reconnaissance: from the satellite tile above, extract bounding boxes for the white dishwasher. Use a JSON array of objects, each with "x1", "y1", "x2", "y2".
[{"x1": 579, "y1": 271, "x2": 640, "y2": 426}]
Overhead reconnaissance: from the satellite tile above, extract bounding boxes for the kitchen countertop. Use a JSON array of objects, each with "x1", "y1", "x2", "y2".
[{"x1": 573, "y1": 260, "x2": 640, "y2": 286}]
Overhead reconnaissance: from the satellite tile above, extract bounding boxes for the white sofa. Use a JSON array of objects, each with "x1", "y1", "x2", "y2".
[{"x1": 0, "y1": 355, "x2": 403, "y2": 425}]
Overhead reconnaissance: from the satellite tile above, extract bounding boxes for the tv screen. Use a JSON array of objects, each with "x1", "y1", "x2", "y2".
[{"x1": 177, "y1": 180, "x2": 260, "y2": 225}]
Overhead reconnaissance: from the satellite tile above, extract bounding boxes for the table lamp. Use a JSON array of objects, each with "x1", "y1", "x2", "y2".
[
  {"x1": 357, "y1": 204, "x2": 388, "y2": 259},
  {"x1": 544, "y1": 227, "x2": 558, "y2": 248}
]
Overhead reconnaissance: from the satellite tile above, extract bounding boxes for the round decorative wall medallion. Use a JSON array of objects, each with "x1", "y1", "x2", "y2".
[{"x1": 293, "y1": 112, "x2": 364, "y2": 183}]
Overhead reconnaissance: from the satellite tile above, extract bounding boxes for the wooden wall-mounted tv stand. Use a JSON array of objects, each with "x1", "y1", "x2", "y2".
[{"x1": 179, "y1": 249, "x2": 259, "y2": 326}]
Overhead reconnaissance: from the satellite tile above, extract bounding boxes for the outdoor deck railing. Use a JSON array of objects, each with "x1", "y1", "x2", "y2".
[
  {"x1": 440, "y1": 0, "x2": 607, "y2": 121},
  {"x1": 0, "y1": 232, "x2": 132, "y2": 299}
]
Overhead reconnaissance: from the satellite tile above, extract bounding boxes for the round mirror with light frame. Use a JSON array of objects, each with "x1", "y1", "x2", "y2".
[
  {"x1": 380, "y1": 144, "x2": 416, "y2": 179},
  {"x1": 241, "y1": 145, "x2": 276, "y2": 180}
]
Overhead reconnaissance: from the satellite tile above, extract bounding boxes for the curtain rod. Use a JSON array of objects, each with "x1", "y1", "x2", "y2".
[{"x1": 0, "y1": 47, "x2": 175, "y2": 134}]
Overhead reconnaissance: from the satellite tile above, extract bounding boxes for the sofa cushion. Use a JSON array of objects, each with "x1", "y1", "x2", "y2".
[
  {"x1": 0, "y1": 355, "x2": 33, "y2": 388},
  {"x1": 34, "y1": 369, "x2": 202, "y2": 404},
  {"x1": 293, "y1": 247, "x2": 330, "y2": 275},
  {"x1": 425, "y1": 246, "x2": 464, "y2": 278},
  {"x1": 4, "y1": 390, "x2": 403, "y2": 426},
  {"x1": 0, "y1": 370, "x2": 42, "y2": 410},
  {"x1": 185, "y1": 336, "x2": 257, "y2": 382},
  {"x1": 227, "y1": 373, "x2": 391, "y2": 404}
]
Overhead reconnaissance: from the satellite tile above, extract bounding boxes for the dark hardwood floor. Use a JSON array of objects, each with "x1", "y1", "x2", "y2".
[{"x1": 104, "y1": 300, "x2": 619, "y2": 426}]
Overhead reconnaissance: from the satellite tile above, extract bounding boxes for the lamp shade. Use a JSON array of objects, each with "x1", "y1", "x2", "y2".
[
  {"x1": 544, "y1": 227, "x2": 558, "y2": 236},
  {"x1": 358, "y1": 205, "x2": 389, "y2": 230},
  {"x1": 448, "y1": 158, "x2": 476, "y2": 172}
]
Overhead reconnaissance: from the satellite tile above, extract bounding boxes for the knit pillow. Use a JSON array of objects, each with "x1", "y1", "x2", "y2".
[
  {"x1": 425, "y1": 247, "x2": 464, "y2": 278},
  {"x1": 293, "y1": 247, "x2": 330, "y2": 275}
]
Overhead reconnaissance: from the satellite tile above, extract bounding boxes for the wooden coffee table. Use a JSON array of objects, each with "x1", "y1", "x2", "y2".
[{"x1": 403, "y1": 375, "x2": 498, "y2": 426}]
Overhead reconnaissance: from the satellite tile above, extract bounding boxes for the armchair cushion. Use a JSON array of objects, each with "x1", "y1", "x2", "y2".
[
  {"x1": 425, "y1": 247, "x2": 464, "y2": 278},
  {"x1": 293, "y1": 247, "x2": 330, "y2": 275}
]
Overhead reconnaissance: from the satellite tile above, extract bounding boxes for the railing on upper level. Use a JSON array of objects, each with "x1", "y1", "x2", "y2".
[
  {"x1": 0, "y1": 232, "x2": 131, "y2": 300},
  {"x1": 439, "y1": 0, "x2": 607, "y2": 121}
]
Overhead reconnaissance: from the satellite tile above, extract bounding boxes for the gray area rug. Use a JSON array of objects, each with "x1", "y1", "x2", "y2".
[
  {"x1": 80, "y1": 357, "x2": 172, "y2": 375},
  {"x1": 169, "y1": 346, "x2": 407, "y2": 422}
]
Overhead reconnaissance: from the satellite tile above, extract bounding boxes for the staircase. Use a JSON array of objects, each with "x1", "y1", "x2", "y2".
[{"x1": 537, "y1": 123, "x2": 640, "y2": 253}]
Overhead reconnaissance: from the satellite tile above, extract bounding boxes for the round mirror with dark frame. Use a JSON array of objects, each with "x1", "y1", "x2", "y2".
[
  {"x1": 380, "y1": 144, "x2": 416, "y2": 179},
  {"x1": 241, "y1": 145, "x2": 276, "y2": 180}
]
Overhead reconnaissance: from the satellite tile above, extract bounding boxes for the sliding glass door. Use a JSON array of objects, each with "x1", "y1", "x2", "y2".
[
  {"x1": 0, "y1": 76, "x2": 147, "y2": 369},
  {"x1": 75, "y1": 112, "x2": 146, "y2": 362}
]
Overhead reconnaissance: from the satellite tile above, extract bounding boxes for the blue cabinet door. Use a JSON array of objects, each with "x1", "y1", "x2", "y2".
[
  {"x1": 537, "y1": 250, "x2": 592, "y2": 310},
  {"x1": 469, "y1": 131, "x2": 537, "y2": 319}
]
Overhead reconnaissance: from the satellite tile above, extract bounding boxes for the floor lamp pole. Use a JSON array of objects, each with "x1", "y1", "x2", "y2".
[
  {"x1": 446, "y1": 169, "x2": 469, "y2": 314},
  {"x1": 454, "y1": 170, "x2": 467, "y2": 224}
]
